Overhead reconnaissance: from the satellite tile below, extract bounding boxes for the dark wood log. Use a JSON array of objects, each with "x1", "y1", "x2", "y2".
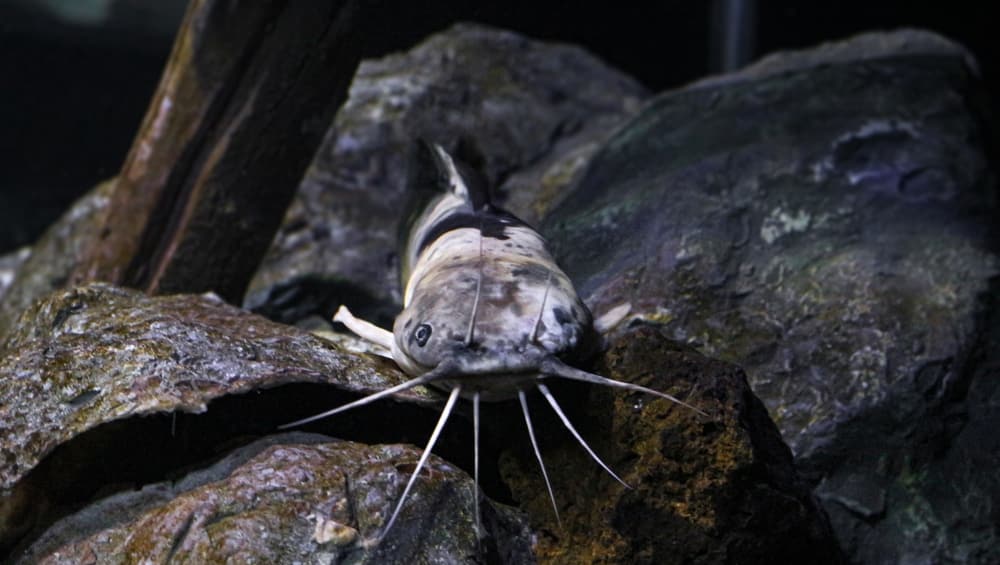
[{"x1": 71, "y1": 0, "x2": 370, "y2": 302}]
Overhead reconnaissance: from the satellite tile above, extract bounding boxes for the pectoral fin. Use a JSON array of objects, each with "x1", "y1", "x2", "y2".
[{"x1": 333, "y1": 305, "x2": 395, "y2": 353}]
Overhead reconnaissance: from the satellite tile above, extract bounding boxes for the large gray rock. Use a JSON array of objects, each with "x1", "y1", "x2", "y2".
[
  {"x1": 245, "y1": 23, "x2": 647, "y2": 327},
  {"x1": 542, "y1": 29, "x2": 998, "y2": 564}
]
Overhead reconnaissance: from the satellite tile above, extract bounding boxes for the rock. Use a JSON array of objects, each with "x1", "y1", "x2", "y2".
[
  {"x1": 0, "y1": 247, "x2": 30, "y2": 304},
  {"x1": 0, "y1": 179, "x2": 115, "y2": 339},
  {"x1": 0, "y1": 283, "x2": 837, "y2": 563},
  {"x1": 18, "y1": 433, "x2": 534, "y2": 564},
  {"x1": 244, "y1": 23, "x2": 647, "y2": 327},
  {"x1": 499, "y1": 325, "x2": 840, "y2": 564},
  {"x1": 692, "y1": 28, "x2": 982, "y2": 88},
  {"x1": 0, "y1": 282, "x2": 439, "y2": 555},
  {"x1": 542, "y1": 29, "x2": 998, "y2": 563}
]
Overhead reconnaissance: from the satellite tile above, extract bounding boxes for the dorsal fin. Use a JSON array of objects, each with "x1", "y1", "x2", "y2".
[
  {"x1": 422, "y1": 140, "x2": 490, "y2": 209},
  {"x1": 398, "y1": 140, "x2": 495, "y2": 282},
  {"x1": 428, "y1": 143, "x2": 472, "y2": 202},
  {"x1": 399, "y1": 141, "x2": 479, "y2": 243}
]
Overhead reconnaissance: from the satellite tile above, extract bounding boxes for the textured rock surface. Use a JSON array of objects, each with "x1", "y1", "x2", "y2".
[
  {"x1": 0, "y1": 283, "x2": 428, "y2": 488},
  {"x1": 245, "y1": 23, "x2": 647, "y2": 327},
  {"x1": 0, "y1": 179, "x2": 114, "y2": 339},
  {"x1": 19, "y1": 433, "x2": 534, "y2": 564},
  {"x1": 0, "y1": 282, "x2": 836, "y2": 564},
  {"x1": 500, "y1": 325, "x2": 840, "y2": 564},
  {"x1": 542, "y1": 29, "x2": 999, "y2": 564},
  {"x1": 0, "y1": 285, "x2": 836, "y2": 563},
  {"x1": 0, "y1": 283, "x2": 438, "y2": 554}
]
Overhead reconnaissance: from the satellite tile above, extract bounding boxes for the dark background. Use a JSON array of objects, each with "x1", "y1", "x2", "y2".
[{"x1": 0, "y1": 0, "x2": 994, "y2": 254}]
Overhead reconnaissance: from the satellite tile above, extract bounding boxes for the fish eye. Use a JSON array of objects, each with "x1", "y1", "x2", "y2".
[{"x1": 413, "y1": 324, "x2": 432, "y2": 347}]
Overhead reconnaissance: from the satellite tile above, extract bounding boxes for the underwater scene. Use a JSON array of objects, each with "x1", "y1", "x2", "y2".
[{"x1": 0, "y1": 1, "x2": 996, "y2": 563}]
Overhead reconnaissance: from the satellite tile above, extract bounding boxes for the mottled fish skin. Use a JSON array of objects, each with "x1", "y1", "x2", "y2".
[{"x1": 392, "y1": 146, "x2": 592, "y2": 397}]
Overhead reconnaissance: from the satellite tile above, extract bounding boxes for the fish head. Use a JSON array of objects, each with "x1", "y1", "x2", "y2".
[{"x1": 391, "y1": 263, "x2": 595, "y2": 399}]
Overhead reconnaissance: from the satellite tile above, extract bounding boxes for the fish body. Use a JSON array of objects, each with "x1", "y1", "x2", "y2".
[
  {"x1": 391, "y1": 145, "x2": 593, "y2": 397},
  {"x1": 283, "y1": 142, "x2": 703, "y2": 546}
]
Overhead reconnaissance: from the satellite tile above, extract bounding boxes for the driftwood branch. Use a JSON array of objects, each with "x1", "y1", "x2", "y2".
[{"x1": 71, "y1": 0, "x2": 370, "y2": 302}]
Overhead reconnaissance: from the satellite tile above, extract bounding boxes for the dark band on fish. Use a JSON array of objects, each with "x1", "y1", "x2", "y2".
[{"x1": 415, "y1": 206, "x2": 533, "y2": 256}]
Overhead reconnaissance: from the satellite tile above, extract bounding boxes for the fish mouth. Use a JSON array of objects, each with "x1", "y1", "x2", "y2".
[
  {"x1": 419, "y1": 344, "x2": 550, "y2": 399},
  {"x1": 443, "y1": 342, "x2": 550, "y2": 376}
]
